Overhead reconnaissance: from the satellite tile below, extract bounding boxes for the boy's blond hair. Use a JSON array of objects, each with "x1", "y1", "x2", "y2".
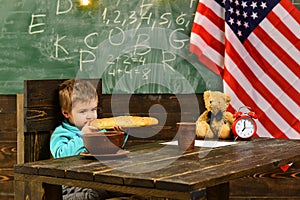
[{"x1": 58, "y1": 79, "x2": 98, "y2": 113}]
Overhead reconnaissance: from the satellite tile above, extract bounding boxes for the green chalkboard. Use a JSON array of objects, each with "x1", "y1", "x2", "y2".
[{"x1": 1, "y1": 0, "x2": 299, "y2": 94}]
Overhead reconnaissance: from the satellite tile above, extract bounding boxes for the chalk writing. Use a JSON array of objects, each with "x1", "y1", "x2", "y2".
[{"x1": 28, "y1": 14, "x2": 46, "y2": 34}]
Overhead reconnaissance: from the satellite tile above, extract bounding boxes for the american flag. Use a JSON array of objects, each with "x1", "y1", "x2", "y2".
[{"x1": 190, "y1": 0, "x2": 300, "y2": 139}]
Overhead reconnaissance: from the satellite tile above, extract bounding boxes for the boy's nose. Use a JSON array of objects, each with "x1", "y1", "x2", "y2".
[{"x1": 87, "y1": 111, "x2": 96, "y2": 119}]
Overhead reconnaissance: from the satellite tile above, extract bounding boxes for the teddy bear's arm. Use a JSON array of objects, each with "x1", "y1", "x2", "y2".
[
  {"x1": 196, "y1": 110, "x2": 215, "y2": 138},
  {"x1": 198, "y1": 110, "x2": 210, "y2": 123},
  {"x1": 225, "y1": 112, "x2": 234, "y2": 125}
]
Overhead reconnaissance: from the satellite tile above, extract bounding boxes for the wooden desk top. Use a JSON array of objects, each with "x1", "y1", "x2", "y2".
[{"x1": 14, "y1": 138, "x2": 300, "y2": 194}]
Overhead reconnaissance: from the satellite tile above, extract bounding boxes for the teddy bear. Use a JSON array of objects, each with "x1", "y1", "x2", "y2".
[{"x1": 196, "y1": 90, "x2": 234, "y2": 139}]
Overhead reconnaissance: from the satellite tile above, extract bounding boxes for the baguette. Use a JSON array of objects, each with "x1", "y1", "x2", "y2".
[{"x1": 90, "y1": 116, "x2": 159, "y2": 129}]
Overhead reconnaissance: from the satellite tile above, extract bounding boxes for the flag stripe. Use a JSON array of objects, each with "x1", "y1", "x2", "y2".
[
  {"x1": 190, "y1": 31, "x2": 224, "y2": 69},
  {"x1": 261, "y1": 17, "x2": 300, "y2": 67},
  {"x1": 245, "y1": 33, "x2": 300, "y2": 106},
  {"x1": 190, "y1": 1, "x2": 225, "y2": 74},
  {"x1": 263, "y1": 12, "x2": 300, "y2": 69},
  {"x1": 190, "y1": 43, "x2": 223, "y2": 74},
  {"x1": 267, "y1": 12, "x2": 299, "y2": 49},
  {"x1": 197, "y1": 0, "x2": 225, "y2": 20},
  {"x1": 196, "y1": 2, "x2": 225, "y2": 32},
  {"x1": 280, "y1": 0, "x2": 300, "y2": 24},
  {"x1": 191, "y1": 24, "x2": 224, "y2": 57},
  {"x1": 255, "y1": 26, "x2": 300, "y2": 79},
  {"x1": 251, "y1": 26, "x2": 297, "y2": 77},
  {"x1": 272, "y1": 1, "x2": 300, "y2": 40}
]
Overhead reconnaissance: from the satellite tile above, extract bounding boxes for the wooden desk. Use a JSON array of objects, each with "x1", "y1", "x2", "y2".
[{"x1": 14, "y1": 138, "x2": 300, "y2": 200}]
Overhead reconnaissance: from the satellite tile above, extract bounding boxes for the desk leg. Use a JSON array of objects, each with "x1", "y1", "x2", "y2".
[
  {"x1": 14, "y1": 174, "x2": 44, "y2": 200},
  {"x1": 14, "y1": 174, "x2": 62, "y2": 200},
  {"x1": 206, "y1": 182, "x2": 229, "y2": 200}
]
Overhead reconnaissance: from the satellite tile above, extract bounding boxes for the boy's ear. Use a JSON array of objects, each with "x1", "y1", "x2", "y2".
[{"x1": 61, "y1": 108, "x2": 70, "y2": 119}]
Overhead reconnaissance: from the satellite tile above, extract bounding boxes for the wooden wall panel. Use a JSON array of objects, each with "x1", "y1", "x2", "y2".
[
  {"x1": 0, "y1": 141, "x2": 17, "y2": 167},
  {"x1": 0, "y1": 169, "x2": 14, "y2": 200},
  {"x1": 24, "y1": 131, "x2": 51, "y2": 163},
  {"x1": 0, "y1": 95, "x2": 17, "y2": 200},
  {"x1": 0, "y1": 96, "x2": 17, "y2": 141}
]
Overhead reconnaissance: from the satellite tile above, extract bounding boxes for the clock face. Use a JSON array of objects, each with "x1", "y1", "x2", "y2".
[{"x1": 233, "y1": 117, "x2": 256, "y2": 138}]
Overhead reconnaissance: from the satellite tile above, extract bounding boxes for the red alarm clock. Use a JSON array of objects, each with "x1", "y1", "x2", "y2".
[{"x1": 232, "y1": 106, "x2": 257, "y2": 139}]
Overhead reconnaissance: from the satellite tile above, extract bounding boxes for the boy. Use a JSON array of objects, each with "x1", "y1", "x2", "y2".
[{"x1": 50, "y1": 78, "x2": 124, "y2": 200}]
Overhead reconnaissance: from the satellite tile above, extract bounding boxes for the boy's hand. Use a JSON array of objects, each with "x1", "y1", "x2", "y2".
[
  {"x1": 113, "y1": 126, "x2": 124, "y2": 132},
  {"x1": 82, "y1": 122, "x2": 99, "y2": 134}
]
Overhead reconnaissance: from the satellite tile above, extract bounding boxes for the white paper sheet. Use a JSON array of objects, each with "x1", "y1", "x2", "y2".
[{"x1": 161, "y1": 140, "x2": 238, "y2": 148}]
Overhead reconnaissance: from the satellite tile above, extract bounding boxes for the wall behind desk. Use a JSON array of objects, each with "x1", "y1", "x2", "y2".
[{"x1": 0, "y1": 0, "x2": 223, "y2": 94}]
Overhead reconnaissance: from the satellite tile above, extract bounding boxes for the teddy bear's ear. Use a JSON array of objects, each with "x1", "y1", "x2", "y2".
[
  {"x1": 204, "y1": 90, "x2": 211, "y2": 100},
  {"x1": 225, "y1": 94, "x2": 231, "y2": 103}
]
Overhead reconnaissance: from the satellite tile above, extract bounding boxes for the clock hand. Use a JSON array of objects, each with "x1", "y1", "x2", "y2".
[{"x1": 242, "y1": 120, "x2": 246, "y2": 132}]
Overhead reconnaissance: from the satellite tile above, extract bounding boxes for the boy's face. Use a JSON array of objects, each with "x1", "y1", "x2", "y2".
[{"x1": 63, "y1": 98, "x2": 98, "y2": 130}]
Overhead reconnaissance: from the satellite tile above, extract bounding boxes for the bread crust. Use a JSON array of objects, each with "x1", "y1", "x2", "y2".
[{"x1": 90, "y1": 116, "x2": 158, "y2": 129}]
